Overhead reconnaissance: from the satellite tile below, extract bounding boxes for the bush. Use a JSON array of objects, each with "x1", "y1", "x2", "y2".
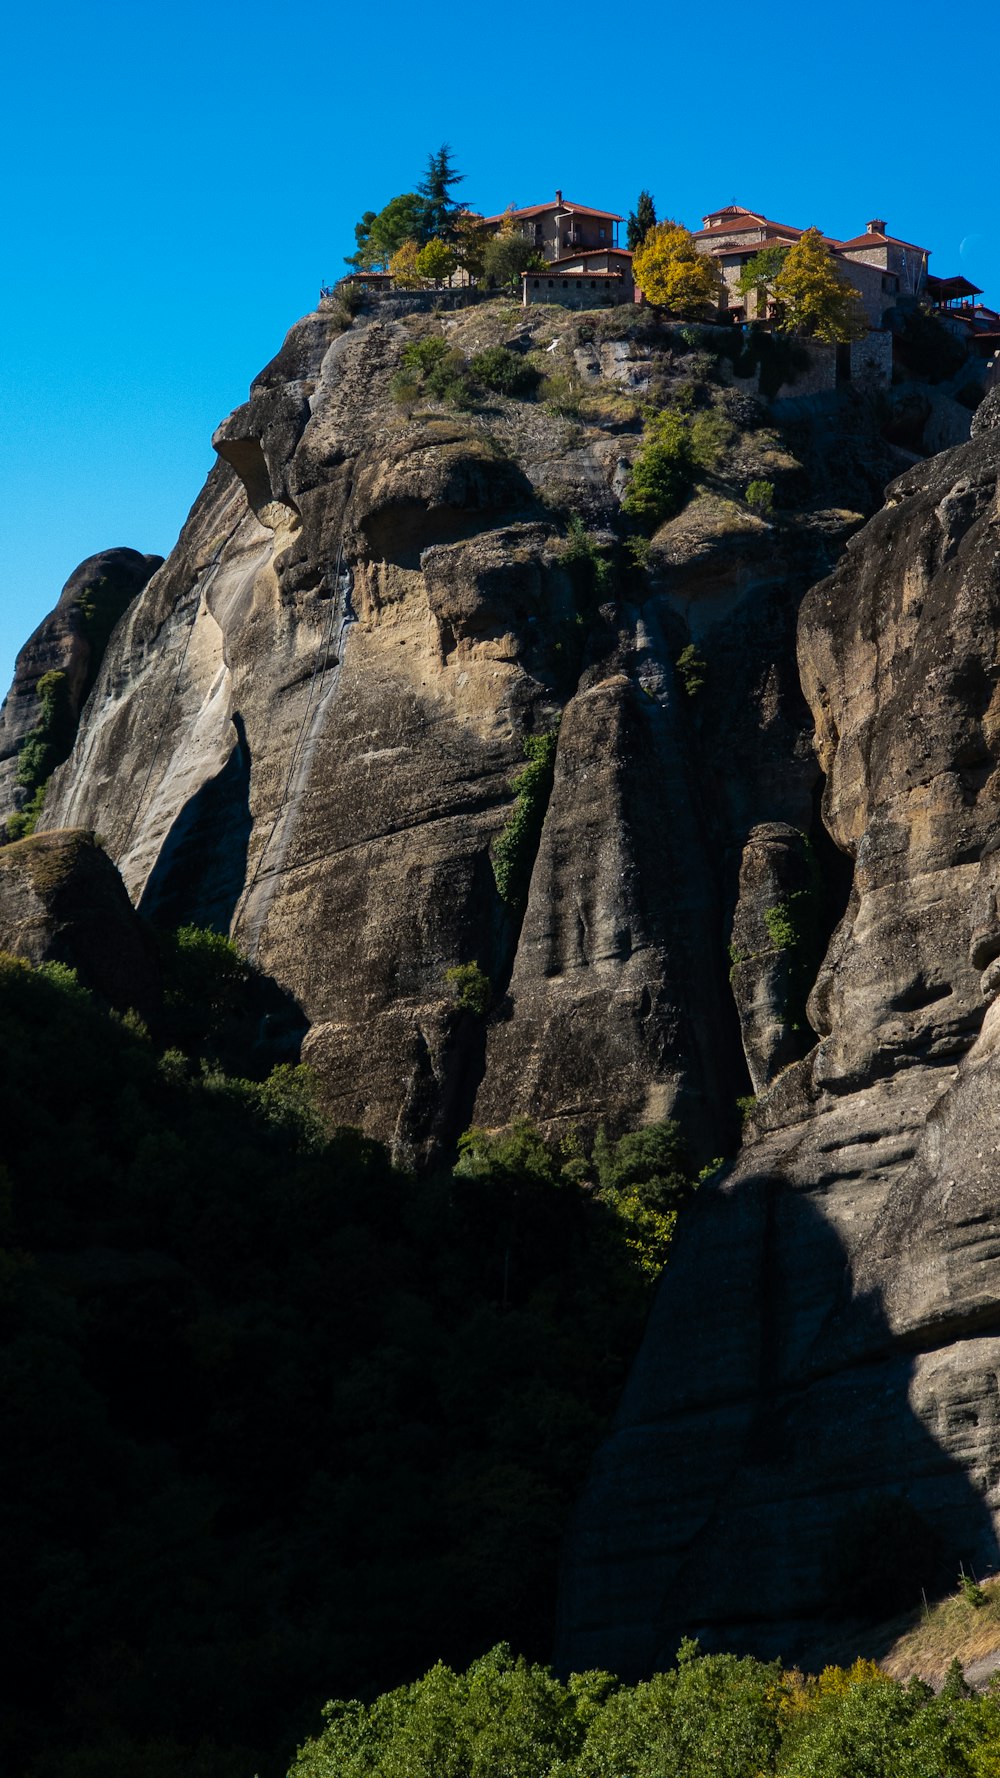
[
  {"x1": 492, "y1": 731, "x2": 559, "y2": 917},
  {"x1": 469, "y1": 345, "x2": 540, "y2": 397},
  {"x1": 746, "y1": 478, "x2": 775, "y2": 512},
  {"x1": 622, "y1": 410, "x2": 695, "y2": 528},
  {"x1": 445, "y1": 961, "x2": 492, "y2": 1017},
  {"x1": 676, "y1": 642, "x2": 707, "y2": 697}
]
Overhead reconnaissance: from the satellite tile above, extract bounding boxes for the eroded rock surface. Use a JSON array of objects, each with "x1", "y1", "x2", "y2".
[
  {"x1": 37, "y1": 301, "x2": 864, "y2": 1162},
  {"x1": 0, "y1": 548, "x2": 161, "y2": 819},
  {"x1": 0, "y1": 829, "x2": 159, "y2": 1014},
  {"x1": 558, "y1": 420, "x2": 1000, "y2": 1672}
]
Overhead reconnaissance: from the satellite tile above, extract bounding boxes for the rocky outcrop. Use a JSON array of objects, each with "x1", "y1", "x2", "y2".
[
  {"x1": 36, "y1": 301, "x2": 869, "y2": 1161},
  {"x1": 0, "y1": 548, "x2": 161, "y2": 821},
  {"x1": 0, "y1": 829, "x2": 159, "y2": 1014},
  {"x1": 557, "y1": 419, "x2": 1000, "y2": 1672}
]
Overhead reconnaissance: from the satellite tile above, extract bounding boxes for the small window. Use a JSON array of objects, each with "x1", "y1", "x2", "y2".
[
  {"x1": 575, "y1": 279, "x2": 581, "y2": 287},
  {"x1": 547, "y1": 279, "x2": 554, "y2": 288},
  {"x1": 562, "y1": 280, "x2": 568, "y2": 288},
  {"x1": 591, "y1": 280, "x2": 597, "y2": 288},
  {"x1": 599, "y1": 227, "x2": 606, "y2": 240},
  {"x1": 532, "y1": 278, "x2": 539, "y2": 287}
]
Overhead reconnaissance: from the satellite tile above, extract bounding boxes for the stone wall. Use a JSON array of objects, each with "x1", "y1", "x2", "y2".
[
  {"x1": 849, "y1": 328, "x2": 893, "y2": 389},
  {"x1": 524, "y1": 273, "x2": 630, "y2": 309}
]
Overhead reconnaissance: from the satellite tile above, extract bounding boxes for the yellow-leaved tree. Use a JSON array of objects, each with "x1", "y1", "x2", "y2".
[
  {"x1": 771, "y1": 227, "x2": 866, "y2": 342},
  {"x1": 632, "y1": 220, "x2": 722, "y2": 316},
  {"x1": 388, "y1": 238, "x2": 423, "y2": 289}
]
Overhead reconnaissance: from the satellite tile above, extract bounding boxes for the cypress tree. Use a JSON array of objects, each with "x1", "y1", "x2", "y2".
[{"x1": 627, "y1": 189, "x2": 657, "y2": 251}]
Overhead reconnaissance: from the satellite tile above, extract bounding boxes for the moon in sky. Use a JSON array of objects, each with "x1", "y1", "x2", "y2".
[{"x1": 959, "y1": 233, "x2": 984, "y2": 264}]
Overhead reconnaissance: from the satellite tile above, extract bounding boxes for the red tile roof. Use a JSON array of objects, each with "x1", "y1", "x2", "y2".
[
  {"x1": 839, "y1": 231, "x2": 929, "y2": 255},
  {"x1": 482, "y1": 197, "x2": 623, "y2": 224},
  {"x1": 547, "y1": 248, "x2": 633, "y2": 265},
  {"x1": 524, "y1": 269, "x2": 625, "y2": 279}
]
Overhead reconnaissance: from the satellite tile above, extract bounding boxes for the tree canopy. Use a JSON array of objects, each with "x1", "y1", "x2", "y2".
[
  {"x1": 632, "y1": 220, "x2": 723, "y2": 316},
  {"x1": 627, "y1": 189, "x2": 657, "y2": 251},
  {"x1": 737, "y1": 244, "x2": 789, "y2": 316},
  {"x1": 771, "y1": 228, "x2": 866, "y2": 342},
  {"x1": 346, "y1": 147, "x2": 468, "y2": 268},
  {"x1": 483, "y1": 214, "x2": 544, "y2": 290},
  {"x1": 417, "y1": 143, "x2": 466, "y2": 240}
]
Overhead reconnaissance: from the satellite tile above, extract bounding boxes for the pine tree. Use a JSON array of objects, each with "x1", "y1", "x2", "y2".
[
  {"x1": 418, "y1": 144, "x2": 466, "y2": 241},
  {"x1": 627, "y1": 190, "x2": 657, "y2": 251}
]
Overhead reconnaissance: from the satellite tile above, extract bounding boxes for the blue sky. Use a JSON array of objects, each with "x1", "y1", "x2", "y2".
[{"x1": 2, "y1": 0, "x2": 996, "y2": 693}]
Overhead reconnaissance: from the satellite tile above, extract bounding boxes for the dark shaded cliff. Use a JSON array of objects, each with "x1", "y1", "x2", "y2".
[
  {"x1": 6, "y1": 294, "x2": 1000, "y2": 1688},
  {"x1": 557, "y1": 391, "x2": 1000, "y2": 1671}
]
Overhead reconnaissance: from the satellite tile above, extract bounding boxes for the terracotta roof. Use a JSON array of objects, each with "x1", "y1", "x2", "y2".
[
  {"x1": 482, "y1": 197, "x2": 623, "y2": 224},
  {"x1": 839, "y1": 231, "x2": 929, "y2": 255},
  {"x1": 547, "y1": 248, "x2": 633, "y2": 265},
  {"x1": 524, "y1": 269, "x2": 624, "y2": 280},
  {"x1": 926, "y1": 274, "x2": 983, "y2": 299},
  {"x1": 695, "y1": 212, "x2": 810, "y2": 240}
]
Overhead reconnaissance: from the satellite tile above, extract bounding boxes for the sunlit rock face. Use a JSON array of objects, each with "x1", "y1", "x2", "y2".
[{"x1": 35, "y1": 301, "x2": 850, "y2": 1163}]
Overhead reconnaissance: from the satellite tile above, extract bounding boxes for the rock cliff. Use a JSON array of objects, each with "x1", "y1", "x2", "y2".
[
  {"x1": 7, "y1": 294, "x2": 1000, "y2": 1669},
  {"x1": 18, "y1": 298, "x2": 884, "y2": 1163},
  {"x1": 557, "y1": 391, "x2": 1000, "y2": 1671}
]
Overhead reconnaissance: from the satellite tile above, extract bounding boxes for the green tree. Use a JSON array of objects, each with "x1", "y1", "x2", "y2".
[
  {"x1": 632, "y1": 221, "x2": 722, "y2": 316},
  {"x1": 626, "y1": 189, "x2": 657, "y2": 251},
  {"x1": 736, "y1": 245, "x2": 789, "y2": 318},
  {"x1": 415, "y1": 236, "x2": 458, "y2": 285},
  {"x1": 484, "y1": 215, "x2": 545, "y2": 291},
  {"x1": 344, "y1": 209, "x2": 378, "y2": 270},
  {"x1": 359, "y1": 193, "x2": 428, "y2": 268},
  {"x1": 771, "y1": 228, "x2": 866, "y2": 342},
  {"x1": 622, "y1": 409, "x2": 695, "y2": 528},
  {"x1": 418, "y1": 143, "x2": 466, "y2": 241}
]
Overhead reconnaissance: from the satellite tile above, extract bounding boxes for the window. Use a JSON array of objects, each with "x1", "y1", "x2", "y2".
[
  {"x1": 532, "y1": 279, "x2": 539, "y2": 287},
  {"x1": 599, "y1": 227, "x2": 606, "y2": 240},
  {"x1": 591, "y1": 280, "x2": 596, "y2": 288},
  {"x1": 562, "y1": 280, "x2": 568, "y2": 288},
  {"x1": 547, "y1": 279, "x2": 554, "y2": 288}
]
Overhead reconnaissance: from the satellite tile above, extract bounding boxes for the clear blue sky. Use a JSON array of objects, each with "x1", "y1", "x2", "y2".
[{"x1": 2, "y1": 0, "x2": 996, "y2": 694}]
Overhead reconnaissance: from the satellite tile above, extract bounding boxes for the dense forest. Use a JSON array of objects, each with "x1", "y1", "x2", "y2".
[{"x1": 0, "y1": 934, "x2": 700, "y2": 1777}]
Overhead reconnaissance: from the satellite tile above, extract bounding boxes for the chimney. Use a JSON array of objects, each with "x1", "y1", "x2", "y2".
[
  {"x1": 556, "y1": 189, "x2": 563, "y2": 206},
  {"x1": 867, "y1": 217, "x2": 886, "y2": 235}
]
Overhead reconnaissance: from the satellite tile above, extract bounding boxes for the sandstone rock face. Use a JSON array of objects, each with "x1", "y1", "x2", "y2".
[
  {"x1": 0, "y1": 829, "x2": 159, "y2": 1014},
  {"x1": 557, "y1": 422, "x2": 1000, "y2": 1672},
  {"x1": 0, "y1": 548, "x2": 161, "y2": 820},
  {"x1": 38, "y1": 301, "x2": 859, "y2": 1162}
]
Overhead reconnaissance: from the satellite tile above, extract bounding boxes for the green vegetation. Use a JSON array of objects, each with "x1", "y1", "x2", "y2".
[
  {"x1": 445, "y1": 960, "x2": 492, "y2": 1016},
  {"x1": 761, "y1": 840, "x2": 826, "y2": 1031},
  {"x1": 483, "y1": 223, "x2": 545, "y2": 292},
  {"x1": 626, "y1": 188, "x2": 657, "y2": 252},
  {"x1": 468, "y1": 344, "x2": 540, "y2": 397},
  {"x1": 294, "y1": 1637, "x2": 1000, "y2": 1778},
  {"x1": 771, "y1": 228, "x2": 867, "y2": 344},
  {"x1": 0, "y1": 946, "x2": 704, "y2": 1777},
  {"x1": 737, "y1": 245, "x2": 790, "y2": 316},
  {"x1": 492, "y1": 730, "x2": 559, "y2": 915},
  {"x1": 622, "y1": 405, "x2": 734, "y2": 531},
  {"x1": 346, "y1": 145, "x2": 466, "y2": 270},
  {"x1": 676, "y1": 642, "x2": 707, "y2": 697},
  {"x1": 746, "y1": 477, "x2": 775, "y2": 512},
  {"x1": 5, "y1": 669, "x2": 75, "y2": 839}
]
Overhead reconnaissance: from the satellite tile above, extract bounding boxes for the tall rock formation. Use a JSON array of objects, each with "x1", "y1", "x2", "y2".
[
  {"x1": 27, "y1": 299, "x2": 874, "y2": 1162},
  {"x1": 557, "y1": 395, "x2": 1000, "y2": 1672}
]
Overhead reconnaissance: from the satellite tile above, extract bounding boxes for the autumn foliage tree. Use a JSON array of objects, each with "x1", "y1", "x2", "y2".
[
  {"x1": 632, "y1": 220, "x2": 722, "y2": 316},
  {"x1": 388, "y1": 239, "x2": 422, "y2": 288},
  {"x1": 415, "y1": 237, "x2": 457, "y2": 285},
  {"x1": 771, "y1": 227, "x2": 866, "y2": 342}
]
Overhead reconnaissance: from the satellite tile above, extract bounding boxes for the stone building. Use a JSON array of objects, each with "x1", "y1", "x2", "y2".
[
  {"x1": 481, "y1": 191, "x2": 623, "y2": 262},
  {"x1": 692, "y1": 204, "x2": 931, "y2": 329},
  {"x1": 522, "y1": 245, "x2": 636, "y2": 309}
]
